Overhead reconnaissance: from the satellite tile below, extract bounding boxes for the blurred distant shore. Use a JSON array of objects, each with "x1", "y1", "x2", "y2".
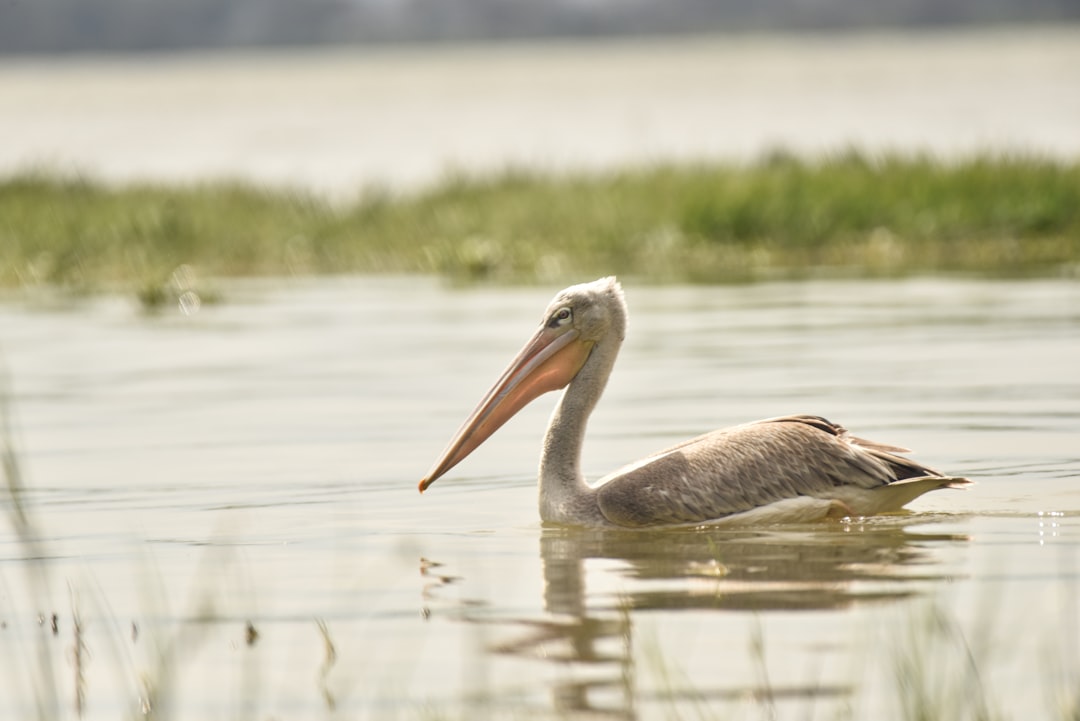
[
  {"x1": 3, "y1": 26, "x2": 1077, "y2": 299},
  {"x1": 3, "y1": 29, "x2": 1078, "y2": 195},
  {"x1": 3, "y1": 154, "x2": 1078, "y2": 301},
  {"x1": 3, "y1": 0, "x2": 1077, "y2": 55}
]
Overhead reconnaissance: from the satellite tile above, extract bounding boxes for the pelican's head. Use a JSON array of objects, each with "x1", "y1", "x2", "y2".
[
  {"x1": 544, "y1": 276, "x2": 626, "y2": 346},
  {"x1": 418, "y1": 277, "x2": 626, "y2": 492}
]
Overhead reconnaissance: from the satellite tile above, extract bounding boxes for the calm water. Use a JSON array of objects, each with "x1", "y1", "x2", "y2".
[
  {"x1": 2, "y1": 28, "x2": 1079, "y2": 194},
  {"x1": 0, "y1": 276, "x2": 1077, "y2": 719}
]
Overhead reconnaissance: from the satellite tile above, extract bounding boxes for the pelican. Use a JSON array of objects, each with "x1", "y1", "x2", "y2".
[{"x1": 419, "y1": 277, "x2": 972, "y2": 527}]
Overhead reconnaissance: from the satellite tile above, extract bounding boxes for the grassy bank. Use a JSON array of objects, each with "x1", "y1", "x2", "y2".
[{"x1": 3, "y1": 152, "x2": 1079, "y2": 298}]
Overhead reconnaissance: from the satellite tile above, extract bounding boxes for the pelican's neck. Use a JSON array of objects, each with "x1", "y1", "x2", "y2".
[{"x1": 538, "y1": 330, "x2": 622, "y2": 524}]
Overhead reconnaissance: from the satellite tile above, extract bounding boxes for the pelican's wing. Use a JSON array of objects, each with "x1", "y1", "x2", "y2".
[{"x1": 594, "y1": 415, "x2": 953, "y2": 527}]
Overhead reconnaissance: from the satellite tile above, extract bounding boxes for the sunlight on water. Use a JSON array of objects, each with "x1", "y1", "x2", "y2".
[{"x1": 0, "y1": 276, "x2": 1078, "y2": 719}]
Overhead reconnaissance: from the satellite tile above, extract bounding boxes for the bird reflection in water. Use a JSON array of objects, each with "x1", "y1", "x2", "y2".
[{"x1": 419, "y1": 519, "x2": 968, "y2": 719}]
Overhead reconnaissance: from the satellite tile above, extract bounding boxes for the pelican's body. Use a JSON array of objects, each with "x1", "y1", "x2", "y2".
[{"x1": 420, "y1": 277, "x2": 971, "y2": 527}]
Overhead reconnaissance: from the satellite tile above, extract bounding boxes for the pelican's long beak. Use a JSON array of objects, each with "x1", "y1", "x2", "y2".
[{"x1": 419, "y1": 323, "x2": 593, "y2": 492}]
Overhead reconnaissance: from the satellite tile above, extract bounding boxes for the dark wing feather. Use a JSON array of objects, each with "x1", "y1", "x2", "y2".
[{"x1": 595, "y1": 414, "x2": 941, "y2": 527}]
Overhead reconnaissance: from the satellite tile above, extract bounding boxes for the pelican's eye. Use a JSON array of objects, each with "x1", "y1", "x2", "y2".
[{"x1": 548, "y1": 307, "x2": 572, "y2": 328}]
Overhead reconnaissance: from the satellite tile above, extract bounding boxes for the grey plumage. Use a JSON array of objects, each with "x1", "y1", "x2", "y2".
[{"x1": 595, "y1": 415, "x2": 969, "y2": 527}]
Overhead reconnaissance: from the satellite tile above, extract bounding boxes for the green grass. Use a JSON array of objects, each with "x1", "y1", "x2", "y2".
[{"x1": 3, "y1": 152, "x2": 1079, "y2": 300}]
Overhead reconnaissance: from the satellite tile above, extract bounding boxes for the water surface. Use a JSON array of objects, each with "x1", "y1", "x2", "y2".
[
  {"x1": 0, "y1": 276, "x2": 1078, "y2": 719},
  {"x1": 2, "y1": 28, "x2": 1079, "y2": 194}
]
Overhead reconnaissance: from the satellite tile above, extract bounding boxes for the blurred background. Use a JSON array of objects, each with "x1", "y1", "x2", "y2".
[
  {"x1": 3, "y1": 0, "x2": 1079, "y2": 52},
  {"x1": 2, "y1": 0, "x2": 1079, "y2": 197}
]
